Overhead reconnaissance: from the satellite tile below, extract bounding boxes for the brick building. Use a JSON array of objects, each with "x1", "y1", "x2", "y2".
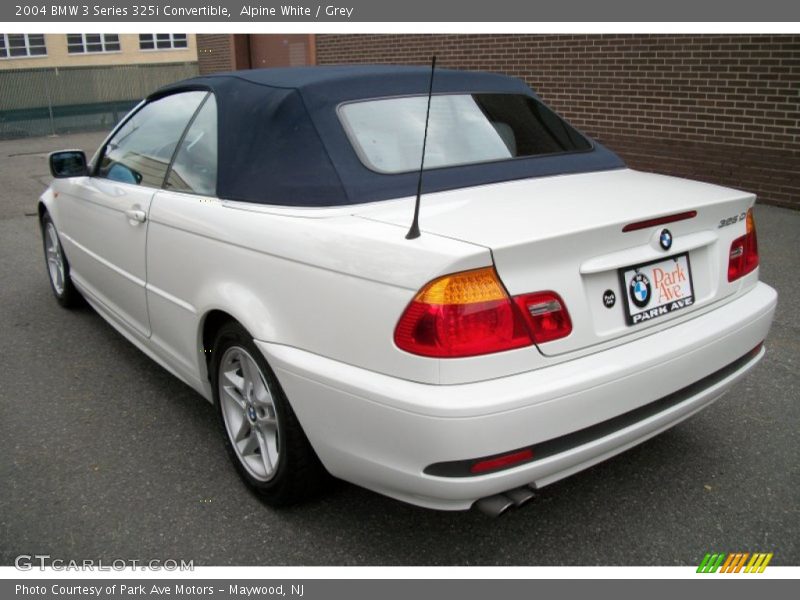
[{"x1": 197, "y1": 34, "x2": 799, "y2": 210}]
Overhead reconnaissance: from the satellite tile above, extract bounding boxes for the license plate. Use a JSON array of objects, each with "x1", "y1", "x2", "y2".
[{"x1": 619, "y1": 253, "x2": 695, "y2": 325}]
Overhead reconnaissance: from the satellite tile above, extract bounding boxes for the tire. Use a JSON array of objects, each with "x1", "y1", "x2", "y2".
[
  {"x1": 41, "y1": 212, "x2": 82, "y2": 308},
  {"x1": 210, "y1": 321, "x2": 328, "y2": 506}
]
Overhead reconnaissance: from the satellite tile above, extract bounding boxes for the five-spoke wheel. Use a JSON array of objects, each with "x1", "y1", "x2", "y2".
[
  {"x1": 211, "y1": 322, "x2": 328, "y2": 505},
  {"x1": 219, "y1": 346, "x2": 281, "y2": 481},
  {"x1": 40, "y1": 212, "x2": 81, "y2": 308}
]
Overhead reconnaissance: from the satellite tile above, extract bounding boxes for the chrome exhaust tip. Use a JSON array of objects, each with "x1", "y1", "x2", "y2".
[
  {"x1": 505, "y1": 486, "x2": 536, "y2": 507},
  {"x1": 473, "y1": 494, "x2": 515, "y2": 518}
]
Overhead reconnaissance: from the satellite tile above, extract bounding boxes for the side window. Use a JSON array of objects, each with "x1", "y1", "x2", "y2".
[
  {"x1": 97, "y1": 91, "x2": 207, "y2": 188},
  {"x1": 165, "y1": 94, "x2": 218, "y2": 196}
]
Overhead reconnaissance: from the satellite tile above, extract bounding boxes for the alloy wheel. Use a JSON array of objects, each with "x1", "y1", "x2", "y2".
[
  {"x1": 45, "y1": 221, "x2": 66, "y2": 296},
  {"x1": 218, "y1": 346, "x2": 280, "y2": 481}
]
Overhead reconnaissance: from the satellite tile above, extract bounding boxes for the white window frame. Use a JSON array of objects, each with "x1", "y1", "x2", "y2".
[
  {"x1": 139, "y1": 34, "x2": 188, "y2": 51},
  {"x1": 66, "y1": 33, "x2": 121, "y2": 54},
  {"x1": 0, "y1": 33, "x2": 47, "y2": 59}
]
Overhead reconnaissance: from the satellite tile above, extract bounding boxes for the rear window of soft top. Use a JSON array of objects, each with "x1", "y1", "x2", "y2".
[{"x1": 338, "y1": 93, "x2": 592, "y2": 174}]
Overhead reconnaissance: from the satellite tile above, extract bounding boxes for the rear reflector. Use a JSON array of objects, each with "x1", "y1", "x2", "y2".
[
  {"x1": 728, "y1": 209, "x2": 759, "y2": 282},
  {"x1": 622, "y1": 210, "x2": 697, "y2": 232},
  {"x1": 470, "y1": 449, "x2": 534, "y2": 474}
]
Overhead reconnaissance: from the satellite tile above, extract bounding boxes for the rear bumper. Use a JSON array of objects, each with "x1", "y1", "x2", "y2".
[{"x1": 258, "y1": 282, "x2": 777, "y2": 510}]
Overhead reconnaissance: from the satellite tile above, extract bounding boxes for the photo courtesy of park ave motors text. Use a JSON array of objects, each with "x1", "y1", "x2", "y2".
[{"x1": 0, "y1": 32, "x2": 797, "y2": 566}]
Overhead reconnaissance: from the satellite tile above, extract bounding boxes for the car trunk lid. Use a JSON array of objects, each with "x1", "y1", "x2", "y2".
[{"x1": 355, "y1": 168, "x2": 757, "y2": 356}]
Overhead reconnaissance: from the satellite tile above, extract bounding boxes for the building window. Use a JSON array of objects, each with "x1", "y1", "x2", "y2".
[
  {"x1": 0, "y1": 34, "x2": 47, "y2": 59},
  {"x1": 139, "y1": 34, "x2": 188, "y2": 51},
  {"x1": 66, "y1": 33, "x2": 120, "y2": 54}
]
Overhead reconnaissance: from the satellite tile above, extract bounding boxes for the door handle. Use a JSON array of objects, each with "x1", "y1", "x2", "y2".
[{"x1": 124, "y1": 209, "x2": 147, "y2": 224}]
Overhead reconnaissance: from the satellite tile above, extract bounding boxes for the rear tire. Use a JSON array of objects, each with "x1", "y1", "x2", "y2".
[
  {"x1": 211, "y1": 321, "x2": 329, "y2": 506},
  {"x1": 41, "y1": 212, "x2": 82, "y2": 308}
]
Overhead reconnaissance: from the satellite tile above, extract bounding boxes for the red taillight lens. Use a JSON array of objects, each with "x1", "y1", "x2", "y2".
[
  {"x1": 395, "y1": 268, "x2": 573, "y2": 358},
  {"x1": 728, "y1": 209, "x2": 759, "y2": 282},
  {"x1": 513, "y1": 291, "x2": 573, "y2": 344},
  {"x1": 395, "y1": 300, "x2": 531, "y2": 357}
]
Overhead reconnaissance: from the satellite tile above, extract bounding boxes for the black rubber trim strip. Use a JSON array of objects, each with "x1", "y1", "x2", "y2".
[{"x1": 423, "y1": 345, "x2": 761, "y2": 478}]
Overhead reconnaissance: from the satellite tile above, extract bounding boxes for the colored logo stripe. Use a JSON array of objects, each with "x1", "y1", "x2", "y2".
[
  {"x1": 697, "y1": 552, "x2": 773, "y2": 573},
  {"x1": 720, "y1": 553, "x2": 748, "y2": 573},
  {"x1": 697, "y1": 553, "x2": 726, "y2": 573},
  {"x1": 745, "y1": 553, "x2": 773, "y2": 573}
]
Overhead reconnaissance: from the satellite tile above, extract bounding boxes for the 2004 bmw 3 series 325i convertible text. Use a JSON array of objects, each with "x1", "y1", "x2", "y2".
[{"x1": 40, "y1": 66, "x2": 777, "y2": 515}]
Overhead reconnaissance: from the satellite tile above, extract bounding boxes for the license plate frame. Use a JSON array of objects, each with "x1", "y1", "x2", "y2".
[{"x1": 618, "y1": 253, "x2": 695, "y2": 326}]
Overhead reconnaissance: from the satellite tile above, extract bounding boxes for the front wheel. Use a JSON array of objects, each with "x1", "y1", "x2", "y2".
[
  {"x1": 211, "y1": 322, "x2": 329, "y2": 506},
  {"x1": 41, "y1": 212, "x2": 82, "y2": 308}
]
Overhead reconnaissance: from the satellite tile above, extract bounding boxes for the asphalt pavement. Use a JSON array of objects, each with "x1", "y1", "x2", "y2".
[{"x1": 0, "y1": 131, "x2": 797, "y2": 566}]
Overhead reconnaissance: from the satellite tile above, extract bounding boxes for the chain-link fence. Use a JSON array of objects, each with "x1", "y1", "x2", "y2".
[{"x1": 0, "y1": 62, "x2": 199, "y2": 139}]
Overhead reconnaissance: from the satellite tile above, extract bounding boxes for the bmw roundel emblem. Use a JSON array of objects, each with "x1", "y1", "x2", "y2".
[
  {"x1": 629, "y1": 272, "x2": 651, "y2": 308},
  {"x1": 659, "y1": 228, "x2": 673, "y2": 251}
]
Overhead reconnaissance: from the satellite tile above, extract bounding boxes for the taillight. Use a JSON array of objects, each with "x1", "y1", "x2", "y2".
[
  {"x1": 513, "y1": 291, "x2": 573, "y2": 344},
  {"x1": 394, "y1": 267, "x2": 573, "y2": 358},
  {"x1": 728, "y1": 209, "x2": 759, "y2": 282},
  {"x1": 394, "y1": 267, "x2": 531, "y2": 358}
]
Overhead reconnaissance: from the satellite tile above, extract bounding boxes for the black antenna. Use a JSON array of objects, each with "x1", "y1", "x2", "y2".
[{"x1": 406, "y1": 55, "x2": 437, "y2": 240}]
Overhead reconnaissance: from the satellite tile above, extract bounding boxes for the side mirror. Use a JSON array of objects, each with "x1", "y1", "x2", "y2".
[{"x1": 49, "y1": 150, "x2": 89, "y2": 178}]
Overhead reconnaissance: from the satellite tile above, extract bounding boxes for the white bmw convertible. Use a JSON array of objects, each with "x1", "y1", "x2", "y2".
[{"x1": 40, "y1": 66, "x2": 777, "y2": 515}]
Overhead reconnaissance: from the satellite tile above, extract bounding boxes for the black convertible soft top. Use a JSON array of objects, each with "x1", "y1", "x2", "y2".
[{"x1": 152, "y1": 65, "x2": 625, "y2": 206}]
